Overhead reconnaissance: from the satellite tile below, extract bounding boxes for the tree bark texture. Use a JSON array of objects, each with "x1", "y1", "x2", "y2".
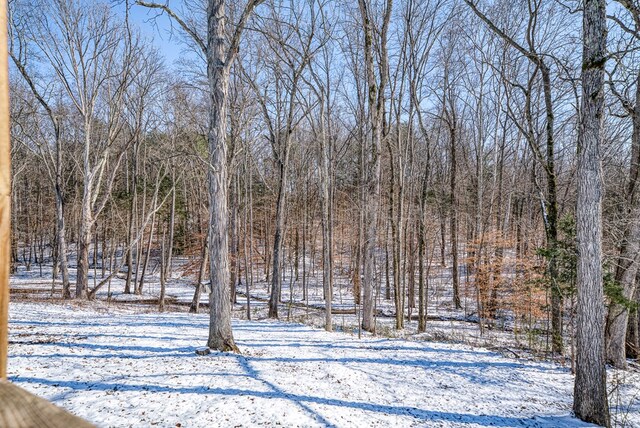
[{"x1": 573, "y1": 1, "x2": 610, "y2": 425}]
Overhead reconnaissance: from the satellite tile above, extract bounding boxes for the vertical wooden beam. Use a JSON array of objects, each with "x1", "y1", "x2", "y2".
[{"x1": 0, "y1": 0, "x2": 10, "y2": 381}]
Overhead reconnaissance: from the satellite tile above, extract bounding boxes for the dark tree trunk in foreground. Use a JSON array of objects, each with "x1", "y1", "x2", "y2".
[{"x1": 573, "y1": 0, "x2": 610, "y2": 425}]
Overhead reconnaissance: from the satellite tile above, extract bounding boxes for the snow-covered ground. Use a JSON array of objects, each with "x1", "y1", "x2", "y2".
[
  {"x1": 9, "y1": 261, "x2": 552, "y2": 357},
  {"x1": 8, "y1": 301, "x2": 636, "y2": 428}
]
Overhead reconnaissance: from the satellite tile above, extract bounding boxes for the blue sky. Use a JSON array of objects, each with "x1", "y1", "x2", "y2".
[{"x1": 126, "y1": 2, "x2": 191, "y2": 67}]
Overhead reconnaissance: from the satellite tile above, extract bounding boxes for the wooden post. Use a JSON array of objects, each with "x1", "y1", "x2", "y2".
[
  {"x1": 0, "y1": 381, "x2": 95, "y2": 427},
  {"x1": 0, "y1": 0, "x2": 11, "y2": 382}
]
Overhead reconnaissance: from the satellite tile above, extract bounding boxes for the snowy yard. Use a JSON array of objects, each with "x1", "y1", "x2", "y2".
[{"x1": 7, "y1": 301, "x2": 629, "y2": 427}]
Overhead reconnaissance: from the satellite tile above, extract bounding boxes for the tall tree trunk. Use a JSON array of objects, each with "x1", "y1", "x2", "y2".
[
  {"x1": 449, "y1": 118, "x2": 461, "y2": 310},
  {"x1": 353, "y1": 210, "x2": 362, "y2": 305},
  {"x1": 303, "y1": 182, "x2": 309, "y2": 302},
  {"x1": 124, "y1": 144, "x2": 138, "y2": 295},
  {"x1": 384, "y1": 224, "x2": 391, "y2": 301},
  {"x1": 541, "y1": 63, "x2": 563, "y2": 356},
  {"x1": 268, "y1": 155, "x2": 288, "y2": 319},
  {"x1": 55, "y1": 181, "x2": 71, "y2": 299},
  {"x1": 606, "y1": 219, "x2": 640, "y2": 366},
  {"x1": 387, "y1": 131, "x2": 404, "y2": 329},
  {"x1": 229, "y1": 170, "x2": 239, "y2": 304},
  {"x1": 418, "y1": 157, "x2": 429, "y2": 332},
  {"x1": 606, "y1": 69, "x2": 640, "y2": 369},
  {"x1": 627, "y1": 285, "x2": 640, "y2": 359},
  {"x1": 244, "y1": 147, "x2": 253, "y2": 320},
  {"x1": 75, "y1": 181, "x2": 92, "y2": 299},
  {"x1": 139, "y1": 0, "x2": 263, "y2": 350},
  {"x1": 190, "y1": 235, "x2": 209, "y2": 314},
  {"x1": 136, "y1": 207, "x2": 156, "y2": 296},
  {"x1": 76, "y1": 115, "x2": 95, "y2": 299},
  {"x1": 204, "y1": 0, "x2": 257, "y2": 352},
  {"x1": 573, "y1": 1, "x2": 610, "y2": 425},
  {"x1": 166, "y1": 174, "x2": 176, "y2": 280},
  {"x1": 319, "y1": 102, "x2": 333, "y2": 332},
  {"x1": 359, "y1": 0, "x2": 391, "y2": 333},
  {"x1": 407, "y1": 226, "x2": 415, "y2": 320},
  {"x1": 159, "y1": 225, "x2": 167, "y2": 312}
]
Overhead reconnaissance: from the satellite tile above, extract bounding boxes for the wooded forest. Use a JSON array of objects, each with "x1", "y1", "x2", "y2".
[{"x1": 3, "y1": 0, "x2": 633, "y2": 426}]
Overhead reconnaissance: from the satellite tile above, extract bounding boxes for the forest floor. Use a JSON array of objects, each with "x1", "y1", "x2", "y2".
[
  {"x1": 6, "y1": 300, "x2": 640, "y2": 427},
  {"x1": 10, "y1": 262, "x2": 552, "y2": 357},
  {"x1": 7, "y1": 265, "x2": 640, "y2": 427}
]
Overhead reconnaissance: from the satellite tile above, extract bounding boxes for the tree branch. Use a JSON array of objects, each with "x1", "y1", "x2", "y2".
[
  {"x1": 463, "y1": 0, "x2": 541, "y2": 65},
  {"x1": 135, "y1": 1, "x2": 207, "y2": 55},
  {"x1": 225, "y1": 0, "x2": 265, "y2": 72}
]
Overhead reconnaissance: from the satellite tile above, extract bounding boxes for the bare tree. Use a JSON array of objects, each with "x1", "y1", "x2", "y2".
[
  {"x1": 238, "y1": 1, "x2": 315, "y2": 319},
  {"x1": 18, "y1": 0, "x2": 144, "y2": 299},
  {"x1": 403, "y1": 0, "x2": 449, "y2": 330},
  {"x1": 306, "y1": 0, "x2": 338, "y2": 331},
  {"x1": 604, "y1": 0, "x2": 640, "y2": 369},
  {"x1": 9, "y1": 6, "x2": 72, "y2": 298},
  {"x1": 137, "y1": 0, "x2": 263, "y2": 351},
  {"x1": 465, "y1": 0, "x2": 565, "y2": 354},
  {"x1": 358, "y1": 0, "x2": 392, "y2": 333},
  {"x1": 573, "y1": 0, "x2": 610, "y2": 425}
]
